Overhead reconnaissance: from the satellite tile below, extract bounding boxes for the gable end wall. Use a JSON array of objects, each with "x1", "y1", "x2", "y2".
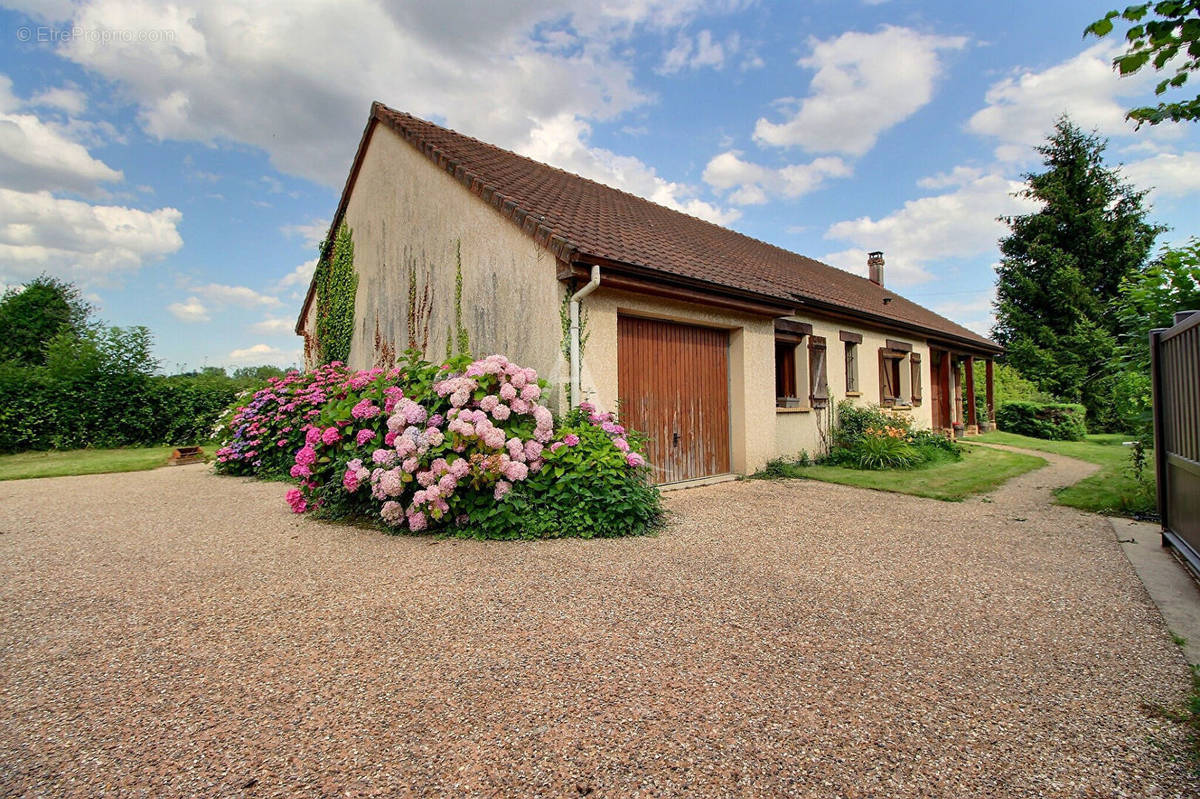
[{"x1": 340, "y1": 125, "x2": 565, "y2": 397}]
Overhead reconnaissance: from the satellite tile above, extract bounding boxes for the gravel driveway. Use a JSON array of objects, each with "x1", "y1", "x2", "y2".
[{"x1": 1, "y1": 457, "x2": 1196, "y2": 797}]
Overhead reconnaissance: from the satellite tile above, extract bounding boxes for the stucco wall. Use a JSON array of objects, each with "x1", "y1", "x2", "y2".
[
  {"x1": 773, "y1": 316, "x2": 933, "y2": 460},
  {"x1": 339, "y1": 124, "x2": 565, "y2": 398},
  {"x1": 580, "y1": 288, "x2": 776, "y2": 475}
]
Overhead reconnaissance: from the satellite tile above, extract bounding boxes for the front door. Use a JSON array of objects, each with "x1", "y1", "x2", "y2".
[{"x1": 617, "y1": 315, "x2": 731, "y2": 484}]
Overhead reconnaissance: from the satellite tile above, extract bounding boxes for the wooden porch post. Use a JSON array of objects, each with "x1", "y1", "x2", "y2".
[
  {"x1": 965, "y1": 357, "x2": 977, "y2": 432},
  {"x1": 952, "y1": 356, "x2": 962, "y2": 427},
  {"x1": 985, "y1": 359, "x2": 995, "y2": 427}
]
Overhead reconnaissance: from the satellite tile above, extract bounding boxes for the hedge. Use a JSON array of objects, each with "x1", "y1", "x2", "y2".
[
  {"x1": 0, "y1": 366, "x2": 237, "y2": 452},
  {"x1": 995, "y1": 400, "x2": 1087, "y2": 441}
]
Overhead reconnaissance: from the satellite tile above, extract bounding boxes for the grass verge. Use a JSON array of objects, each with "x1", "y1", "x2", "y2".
[
  {"x1": 0, "y1": 444, "x2": 210, "y2": 481},
  {"x1": 972, "y1": 431, "x2": 1154, "y2": 516},
  {"x1": 752, "y1": 444, "x2": 1046, "y2": 502}
]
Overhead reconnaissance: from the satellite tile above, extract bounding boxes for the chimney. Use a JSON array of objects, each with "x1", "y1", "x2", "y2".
[{"x1": 868, "y1": 251, "x2": 885, "y2": 287}]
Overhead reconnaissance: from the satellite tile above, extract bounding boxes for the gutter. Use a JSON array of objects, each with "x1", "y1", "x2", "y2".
[{"x1": 568, "y1": 265, "x2": 600, "y2": 406}]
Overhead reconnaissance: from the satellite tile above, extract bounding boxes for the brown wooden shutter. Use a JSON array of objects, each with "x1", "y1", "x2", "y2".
[
  {"x1": 775, "y1": 340, "x2": 797, "y2": 403},
  {"x1": 809, "y1": 336, "x2": 828, "y2": 407},
  {"x1": 879, "y1": 348, "x2": 893, "y2": 406},
  {"x1": 845, "y1": 342, "x2": 857, "y2": 392},
  {"x1": 910, "y1": 352, "x2": 922, "y2": 405}
]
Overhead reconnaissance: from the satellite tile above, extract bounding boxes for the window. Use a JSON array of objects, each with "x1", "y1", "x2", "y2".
[
  {"x1": 910, "y1": 353, "x2": 923, "y2": 406},
  {"x1": 879, "y1": 349, "x2": 905, "y2": 407},
  {"x1": 808, "y1": 336, "x2": 828, "y2": 408},
  {"x1": 775, "y1": 340, "x2": 798, "y2": 407},
  {"x1": 839, "y1": 330, "x2": 862, "y2": 393}
]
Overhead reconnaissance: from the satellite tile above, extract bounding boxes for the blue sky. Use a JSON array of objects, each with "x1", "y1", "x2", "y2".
[{"x1": 2, "y1": 0, "x2": 1198, "y2": 371}]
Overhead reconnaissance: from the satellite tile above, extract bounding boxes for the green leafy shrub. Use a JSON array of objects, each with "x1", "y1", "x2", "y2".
[
  {"x1": 0, "y1": 327, "x2": 243, "y2": 453},
  {"x1": 854, "y1": 434, "x2": 921, "y2": 470},
  {"x1": 825, "y1": 400, "x2": 959, "y2": 470},
  {"x1": 466, "y1": 406, "x2": 662, "y2": 539},
  {"x1": 996, "y1": 401, "x2": 1087, "y2": 441}
]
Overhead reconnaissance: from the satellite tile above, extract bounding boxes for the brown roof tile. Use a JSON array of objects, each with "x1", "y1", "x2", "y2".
[{"x1": 311, "y1": 102, "x2": 1000, "y2": 353}]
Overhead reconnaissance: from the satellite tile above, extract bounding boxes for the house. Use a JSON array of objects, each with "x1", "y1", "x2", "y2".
[{"x1": 297, "y1": 102, "x2": 1001, "y2": 485}]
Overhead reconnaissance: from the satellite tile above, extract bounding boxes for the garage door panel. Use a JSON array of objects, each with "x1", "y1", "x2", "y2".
[{"x1": 617, "y1": 316, "x2": 730, "y2": 483}]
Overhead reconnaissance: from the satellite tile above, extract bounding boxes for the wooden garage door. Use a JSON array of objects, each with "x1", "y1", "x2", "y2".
[{"x1": 617, "y1": 315, "x2": 731, "y2": 484}]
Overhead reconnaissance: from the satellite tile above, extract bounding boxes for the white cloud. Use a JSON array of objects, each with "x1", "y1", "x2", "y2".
[
  {"x1": 520, "y1": 113, "x2": 739, "y2": 224},
  {"x1": 822, "y1": 172, "x2": 1038, "y2": 287},
  {"x1": 167, "y1": 296, "x2": 210, "y2": 322},
  {"x1": 0, "y1": 110, "x2": 123, "y2": 193},
  {"x1": 916, "y1": 165, "x2": 984, "y2": 190},
  {"x1": 30, "y1": 85, "x2": 87, "y2": 115},
  {"x1": 1121, "y1": 151, "x2": 1200, "y2": 198},
  {"x1": 228, "y1": 342, "x2": 299, "y2": 365},
  {"x1": 281, "y1": 221, "x2": 327, "y2": 250},
  {"x1": 0, "y1": 188, "x2": 183, "y2": 284},
  {"x1": 967, "y1": 42, "x2": 1182, "y2": 161},
  {"x1": 928, "y1": 286, "x2": 996, "y2": 337},
  {"x1": 753, "y1": 26, "x2": 967, "y2": 155},
  {"x1": 53, "y1": 0, "x2": 740, "y2": 189},
  {"x1": 196, "y1": 283, "x2": 280, "y2": 308},
  {"x1": 276, "y1": 258, "x2": 317, "y2": 290},
  {"x1": 658, "y1": 29, "x2": 735, "y2": 74},
  {"x1": 702, "y1": 150, "x2": 852, "y2": 204},
  {"x1": 250, "y1": 316, "x2": 296, "y2": 335}
]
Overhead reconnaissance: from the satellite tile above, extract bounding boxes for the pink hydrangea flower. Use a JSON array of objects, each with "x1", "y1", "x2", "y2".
[
  {"x1": 321, "y1": 427, "x2": 341, "y2": 446},
  {"x1": 498, "y1": 383, "x2": 517, "y2": 401},
  {"x1": 493, "y1": 480, "x2": 512, "y2": 500},
  {"x1": 407, "y1": 510, "x2": 428, "y2": 531},
  {"x1": 502, "y1": 461, "x2": 529, "y2": 482},
  {"x1": 380, "y1": 501, "x2": 405, "y2": 525},
  {"x1": 612, "y1": 437, "x2": 630, "y2": 452},
  {"x1": 372, "y1": 448, "x2": 397, "y2": 467},
  {"x1": 356, "y1": 429, "x2": 376, "y2": 446},
  {"x1": 285, "y1": 488, "x2": 308, "y2": 514},
  {"x1": 295, "y1": 446, "x2": 317, "y2": 466},
  {"x1": 384, "y1": 431, "x2": 397, "y2": 447},
  {"x1": 351, "y1": 399, "x2": 380, "y2": 420},
  {"x1": 626, "y1": 452, "x2": 645, "y2": 467},
  {"x1": 305, "y1": 427, "x2": 321, "y2": 445},
  {"x1": 563, "y1": 434, "x2": 580, "y2": 447},
  {"x1": 290, "y1": 464, "x2": 312, "y2": 479}
]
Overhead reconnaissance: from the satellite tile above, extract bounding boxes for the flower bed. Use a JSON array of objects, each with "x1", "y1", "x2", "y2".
[
  {"x1": 215, "y1": 352, "x2": 662, "y2": 539},
  {"x1": 825, "y1": 401, "x2": 960, "y2": 470}
]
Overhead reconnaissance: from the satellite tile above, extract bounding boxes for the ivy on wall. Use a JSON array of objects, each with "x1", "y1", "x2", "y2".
[{"x1": 314, "y1": 223, "x2": 358, "y2": 365}]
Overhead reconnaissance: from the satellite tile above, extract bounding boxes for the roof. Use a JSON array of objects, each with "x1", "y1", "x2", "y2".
[{"x1": 299, "y1": 102, "x2": 1000, "y2": 354}]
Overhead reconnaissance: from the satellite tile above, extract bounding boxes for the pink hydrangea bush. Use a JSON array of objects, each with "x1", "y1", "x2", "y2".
[
  {"x1": 214, "y1": 362, "x2": 352, "y2": 477},
  {"x1": 281, "y1": 353, "x2": 660, "y2": 539}
]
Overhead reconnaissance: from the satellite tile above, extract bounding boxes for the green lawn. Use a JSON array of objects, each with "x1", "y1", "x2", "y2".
[
  {"x1": 972, "y1": 431, "x2": 1155, "y2": 516},
  {"x1": 755, "y1": 445, "x2": 1047, "y2": 502},
  {"x1": 0, "y1": 445, "x2": 210, "y2": 482}
]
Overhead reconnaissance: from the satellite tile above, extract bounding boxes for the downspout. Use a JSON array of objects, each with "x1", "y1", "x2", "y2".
[{"x1": 569, "y1": 265, "x2": 601, "y2": 407}]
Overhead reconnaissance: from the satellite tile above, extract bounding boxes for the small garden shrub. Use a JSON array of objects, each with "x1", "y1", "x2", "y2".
[
  {"x1": 827, "y1": 400, "x2": 960, "y2": 470},
  {"x1": 223, "y1": 351, "x2": 662, "y2": 539},
  {"x1": 853, "y1": 433, "x2": 920, "y2": 470},
  {"x1": 996, "y1": 401, "x2": 1087, "y2": 441}
]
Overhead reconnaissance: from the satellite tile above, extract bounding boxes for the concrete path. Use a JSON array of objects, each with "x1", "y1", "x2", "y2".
[{"x1": 971, "y1": 440, "x2": 1200, "y2": 665}]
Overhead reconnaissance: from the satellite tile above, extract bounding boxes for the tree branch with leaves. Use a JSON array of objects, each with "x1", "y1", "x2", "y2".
[{"x1": 1086, "y1": 1, "x2": 1200, "y2": 126}]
